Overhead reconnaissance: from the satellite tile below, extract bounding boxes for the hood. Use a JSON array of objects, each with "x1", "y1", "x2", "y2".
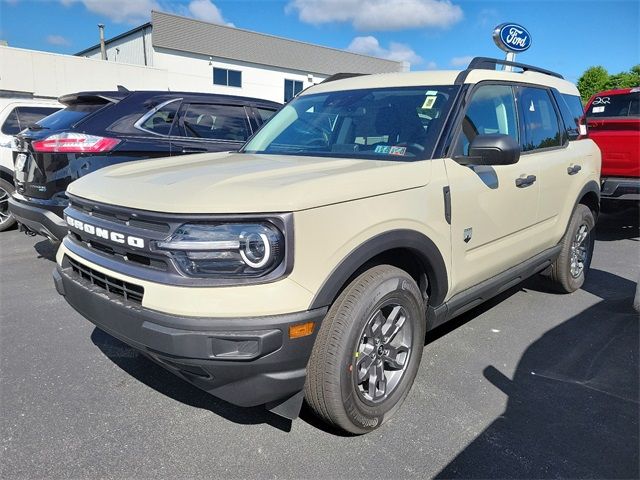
[{"x1": 67, "y1": 152, "x2": 432, "y2": 213}]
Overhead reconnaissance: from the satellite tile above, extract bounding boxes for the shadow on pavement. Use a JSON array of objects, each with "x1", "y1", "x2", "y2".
[
  {"x1": 596, "y1": 204, "x2": 639, "y2": 242},
  {"x1": 33, "y1": 238, "x2": 58, "y2": 262},
  {"x1": 90, "y1": 328, "x2": 293, "y2": 432},
  {"x1": 436, "y1": 269, "x2": 639, "y2": 479}
]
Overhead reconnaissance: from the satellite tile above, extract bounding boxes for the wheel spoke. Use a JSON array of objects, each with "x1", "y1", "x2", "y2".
[
  {"x1": 382, "y1": 305, "x2": 405, "y2": 342},
  {"x1": 367, "y1": 361, "x2": 385, "y2": 399},
  {"x1": 383, "y1": 345, "x2": 409, "y2": 370},
  {"x1": 356, "y1": 354, "x2": 375, "y2": 382}
]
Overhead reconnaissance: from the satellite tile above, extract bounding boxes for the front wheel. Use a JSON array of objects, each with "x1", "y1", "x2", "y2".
[
  {"x1": 304, "y1": 265, "x2": 426, "y2": 434},
  {"x1": 0, "y1": 178, "x2": 17, "y2": 232},
  {"x1": 546, "y1": 204, "x2": 595, "y2": 293}
]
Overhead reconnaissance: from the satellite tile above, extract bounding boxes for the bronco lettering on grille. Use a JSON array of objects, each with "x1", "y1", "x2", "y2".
[{"x1": 66, "y1": 215, "x2": 145, "y2": 248}]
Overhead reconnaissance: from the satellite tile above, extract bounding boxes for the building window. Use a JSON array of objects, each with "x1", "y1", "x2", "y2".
[
  {"x1": 284, "y1": 79, "x2": 304, "y2": 102},
  {"x1": 213, "y1": 68, "x2": 242, "y2": 88}
]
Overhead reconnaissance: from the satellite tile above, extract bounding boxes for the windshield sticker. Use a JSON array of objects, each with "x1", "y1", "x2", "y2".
[
  {"x1": 425, "y1": 90, "x2": 438, "y2": 96},
  {"x1": 592, "y1": 97, "x2": 610, "y2": 105},
  {"x1": 374, "y1": 145, "x2": 407, "y2": 156},
  {"x1": 592, "y1": 106, "x2": 605, "y2": 113},
  {"x1": 422, "y1": 96, "x2": 437, "y2": 109}
]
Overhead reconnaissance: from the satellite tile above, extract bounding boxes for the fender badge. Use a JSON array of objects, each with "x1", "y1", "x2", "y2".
[{"x1": 463, "y1": 227, "x2": 473, "y2": 243}]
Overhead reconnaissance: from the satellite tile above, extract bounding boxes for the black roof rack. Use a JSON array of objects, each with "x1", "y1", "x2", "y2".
[{"x1": 456, "y1": 56, "x2": 564, "y2": 84}]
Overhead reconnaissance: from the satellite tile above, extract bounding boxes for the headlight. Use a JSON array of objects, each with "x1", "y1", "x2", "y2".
[{"x1": 155, "y1": 223, "x2": 284, "y2": 278}]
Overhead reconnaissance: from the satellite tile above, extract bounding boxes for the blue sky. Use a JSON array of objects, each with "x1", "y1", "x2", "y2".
[{"x1": 0, "y1": 0, "x2": 638, "y2": 83}]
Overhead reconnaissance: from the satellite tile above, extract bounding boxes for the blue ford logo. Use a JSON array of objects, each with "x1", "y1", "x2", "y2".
[{"x1": 493, "y1": 23, "x2": 532, "y2": 53}]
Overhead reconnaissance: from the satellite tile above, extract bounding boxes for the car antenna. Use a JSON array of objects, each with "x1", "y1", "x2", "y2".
[{"x1": 116, "y1": 85, "x2": 130, "y2": 92}]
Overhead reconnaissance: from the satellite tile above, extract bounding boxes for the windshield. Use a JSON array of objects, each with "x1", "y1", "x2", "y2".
[{"x1": 243, "y1": 85, "x2": 459, "y2": 161}]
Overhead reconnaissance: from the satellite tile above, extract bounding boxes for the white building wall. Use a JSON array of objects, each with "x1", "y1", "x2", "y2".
[
  {"x1": 154, "y1": 48, "x2": 327, "y2": 103},
  {"x1": 0, "y1": 46, "x2": 171, "y2": 98}
]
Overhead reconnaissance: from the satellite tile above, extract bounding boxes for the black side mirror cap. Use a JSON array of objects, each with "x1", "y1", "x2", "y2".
[{"x1": 467, "y1": 134, "x2": 520, "y2": 166}]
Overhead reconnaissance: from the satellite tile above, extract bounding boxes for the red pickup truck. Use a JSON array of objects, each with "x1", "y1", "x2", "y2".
[{"x1": 585, "y1": 87, "x2": 640, "y2": 202}]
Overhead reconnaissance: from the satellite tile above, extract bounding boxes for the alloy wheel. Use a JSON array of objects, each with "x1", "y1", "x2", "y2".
[
  {"x1": 570, "y1": 223, "x2": 590, "y2": 278},
  {"x1": 354, "y1": 302, "x2": 413, "y2": 404}
]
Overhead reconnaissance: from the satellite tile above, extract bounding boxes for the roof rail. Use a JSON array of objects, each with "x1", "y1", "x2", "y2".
[{"x1": 467, "y1": 57, "x2": 564, "y2": 79}]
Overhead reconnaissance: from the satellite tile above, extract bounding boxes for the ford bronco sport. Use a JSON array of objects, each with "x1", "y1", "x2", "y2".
[{"x1": 53, "y1": 58, "x2": 601, "y2": 434}]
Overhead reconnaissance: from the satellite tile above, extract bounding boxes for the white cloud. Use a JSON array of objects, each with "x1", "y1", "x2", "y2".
[
  {"x1": 286, "y1": 0, "x2": 463, "y2": 31},
  {"x1": 61, "y1": 0, "x2": 158, "y2": 24},
  {"x1": 61, "y1": 0, "x2": 232, "y2": 26},
  {"x1": 347, "y1": 36, "x2": 423, "y2": 65},
  {"x1": 450, "y1": 55, "x2": 473, "y2": 67},
  {"x1": 185, "y1": 0, "x2": 233, "y2": 26},
  {"x1": 46, "y1": 34, "x2": 72, "y2": 46}
]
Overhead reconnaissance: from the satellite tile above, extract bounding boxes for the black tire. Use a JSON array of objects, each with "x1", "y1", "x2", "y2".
[
  {"x1": 0, "y1": 177, "x2": 16, "y2": 232},
  {"x1": 546, "y1": 204, "x2": 595, "y2": 293},
  {"x1": 304, "y1": 265, "x2": 426, "y2": 434}
]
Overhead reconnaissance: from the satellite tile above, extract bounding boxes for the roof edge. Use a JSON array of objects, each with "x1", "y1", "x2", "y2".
[{"x1": 75, "y1": 22, "x2": 152, "y2": 56}]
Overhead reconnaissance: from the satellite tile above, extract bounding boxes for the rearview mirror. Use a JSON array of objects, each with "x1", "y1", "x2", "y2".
[{"x1": 468, "y1": 134, "x2": 520, "y2": 166}]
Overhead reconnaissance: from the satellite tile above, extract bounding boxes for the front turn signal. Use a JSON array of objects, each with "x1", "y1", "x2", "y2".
[{"x1": 289, "y1": 321, "x2": 315, "y2": 339}]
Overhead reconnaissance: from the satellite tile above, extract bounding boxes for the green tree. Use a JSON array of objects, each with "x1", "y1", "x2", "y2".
[
  {"x1": 605, "y1": 65, "x2": 640, "y2": 90},
  {"x1": 577, "y1": 66, "x2": 610, "y2": 102}
]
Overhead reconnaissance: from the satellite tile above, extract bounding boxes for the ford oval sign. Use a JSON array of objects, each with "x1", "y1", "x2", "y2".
[{"x1": 493, "y1": 23, "x2": 532, "y2": 53}]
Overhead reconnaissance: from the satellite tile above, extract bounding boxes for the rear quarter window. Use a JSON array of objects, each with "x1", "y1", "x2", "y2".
[
  {"x1": 0, "y1": 106, "x2": 60, "y2": 135},
  {"x1": 587, "y1": 92, "x2": 640, "y2": 118}
]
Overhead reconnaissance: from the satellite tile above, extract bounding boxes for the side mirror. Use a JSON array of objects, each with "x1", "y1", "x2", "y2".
[{"x1": 468, "y1": 134, "x2": 520, "y2": 166}]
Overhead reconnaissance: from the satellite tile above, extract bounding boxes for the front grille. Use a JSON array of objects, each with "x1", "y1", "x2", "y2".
[
  {"x1": 70, "y1": 199, "x2": 170, "y2": 233},
  {"x1": 67, "y1": 256, "x2": 144, "y2": 304}
]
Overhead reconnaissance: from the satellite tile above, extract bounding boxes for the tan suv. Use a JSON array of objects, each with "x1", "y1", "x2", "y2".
[{"x1": 53, "y1": 57, "x2": 601, "y2": 434}]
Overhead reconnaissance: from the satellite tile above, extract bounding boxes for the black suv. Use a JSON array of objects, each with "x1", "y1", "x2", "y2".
[{"x1": 9, "y1": 90, "x2": 280, "y2": 242}]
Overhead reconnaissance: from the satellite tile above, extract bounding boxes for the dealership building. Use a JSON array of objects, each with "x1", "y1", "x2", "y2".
[{"x1": 75, "y1": 11, "x2": 407, "y2": 103}]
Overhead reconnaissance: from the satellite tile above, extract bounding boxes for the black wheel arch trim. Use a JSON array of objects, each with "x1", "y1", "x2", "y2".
[
  {"x1": 309, "y1": 229, "x2": 448, "y2": 310},
  {"x1": 0, "y1": 165, "x2": 14, "y2": 185},
  {"x1": 574, "y1": 180, "x2": 601, "y2": 219}
]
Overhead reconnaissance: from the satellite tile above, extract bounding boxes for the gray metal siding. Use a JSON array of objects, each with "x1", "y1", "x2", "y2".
[
  {"x1": 77, "y1": 27, "x2": 153, "y2": 66},
  {"x1": 151, "y1": 11, "x2": 402, "y2": 75}
]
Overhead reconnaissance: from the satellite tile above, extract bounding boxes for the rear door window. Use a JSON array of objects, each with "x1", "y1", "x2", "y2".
[
  {"x1": 180, "y1": 104, "x2": 250, "y2": 141},
  {"x1": 517, "y1": 87, "x2": 562, "y2": 152},
  {"x1": 255, "y1": 107, "x2": 277, "y2": 123},
  {"x1": 136, "y1": 99, "x2": 180, "y2": 136},
  {"x1": 587, "y1": 92, "x2": 640, "y2": 118},
  {"x1": 552, "y1": 92, "x2": 583, "y2": 141}
]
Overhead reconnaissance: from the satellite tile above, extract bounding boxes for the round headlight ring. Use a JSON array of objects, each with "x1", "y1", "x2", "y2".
[{"x1": 240, "y1": 232, "x2": 271, "y2": 268}]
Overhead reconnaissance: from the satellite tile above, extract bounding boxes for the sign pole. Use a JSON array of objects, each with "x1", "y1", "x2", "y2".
[{"x1": 504, "y1": 52, "x2": 516, "y2": 71}]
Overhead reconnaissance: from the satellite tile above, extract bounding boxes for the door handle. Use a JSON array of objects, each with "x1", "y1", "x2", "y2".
[
  {"x1": 567, "y1": 164, "x2": 582, "y2": 175},
  {"x1": 515, "y1": 174, "x2": 537, "y2": 188}
]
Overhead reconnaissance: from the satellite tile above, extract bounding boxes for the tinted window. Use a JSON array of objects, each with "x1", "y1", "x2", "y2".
[
  {"x1": 181, "y1": 104, "x2": 249, "y2": 141},
  {"x1": 138, "y1": 100, "x2": 179, "y2": 135},
  {"x1": 518, "y1": 87, "x2": 562, "y2": 151},
  {"x1": 17, "y1": 107, "x2": 60, "y2": 128},
  {"x1": 587, "y1": 92, "x2": 640, "y2": 118},
  {"x1": 284, "y1": 79, "x2": 304, "y2": 102},
  {"x1": 454, "y1": 84, "x2": 518, "y2": 156},
  {"x1": 256, "y1": 107, "x2": 277, "y2": 123},
  {"x1": 244, "y1": 86, "x2": 459, "y2": 161},
  {"x1": 213, "y1": 68, "x2": 242, "y2": 87},
  {"x1": 560, "y1": 93, "x2": 585, "y2": 140},
  {"x1": 38, "y1": 103, "x2": 106, "y2": 130},
  {"x1": 1, "y1": 108, "x2": 20, "y2": 135}
]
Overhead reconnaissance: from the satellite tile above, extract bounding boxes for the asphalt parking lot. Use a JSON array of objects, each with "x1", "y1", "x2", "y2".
[{"x1": 1, "y1": 208, "x2": 638, "y2": 479}]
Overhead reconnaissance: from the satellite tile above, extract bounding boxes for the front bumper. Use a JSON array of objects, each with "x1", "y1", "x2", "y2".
[
  {"x1": 53, "y1": 261, "x2": 326, "y2": 418},
  {"x1": 601, "y1": 177, "x2": 640, "y2": 201},
  {"x1": 8, "y1": 192, "x2": 68, "y2": 241}
]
